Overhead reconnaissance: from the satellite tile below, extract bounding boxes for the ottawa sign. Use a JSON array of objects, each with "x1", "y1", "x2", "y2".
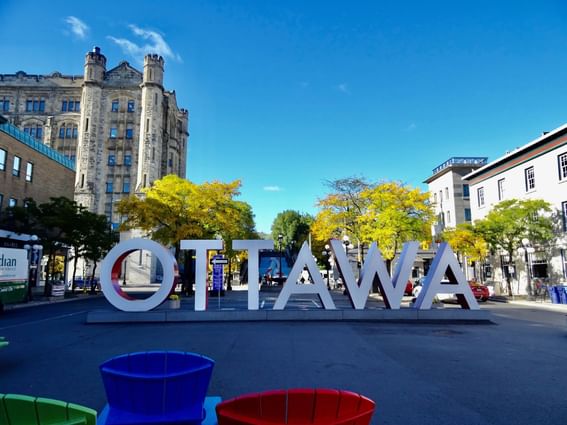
[{"x1": 100, "y1": 238, "x2": 480, "y2": 312}]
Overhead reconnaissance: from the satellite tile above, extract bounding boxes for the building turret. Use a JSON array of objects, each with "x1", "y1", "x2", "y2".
[
  {"x1": 83, "y1": 46, "x2": 106, "y2": 84},
  {"x1": 75, "y1": 47, "x2": 106, "y2": 211},
  {"x1": 136, "y1": 54, "x2": 165, "y2": 191},
  {"x1": 142, "y1": 54, "x2": 164, "y2": 87}
]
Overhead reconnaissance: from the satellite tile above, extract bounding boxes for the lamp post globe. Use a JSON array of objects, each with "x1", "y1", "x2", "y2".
[
  {"x1": 278, "y1": 234, "x2": 284, "y2": 285},
  {"x1": 322, "y1": 244, "x2": 332, "y2": 290}
]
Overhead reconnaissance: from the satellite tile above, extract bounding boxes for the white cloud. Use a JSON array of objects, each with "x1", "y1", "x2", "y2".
[
  {"x1": 108, "y1": 24, "x2": 182, "y2": 63},
  {"x1": 65, "y1": 16, "x2": 89, "y2": 39},
  {"x1": 263, "y1": 186, "x2": 283, "y2": 192},
  {"x1": 337, "y1": 83, "x2": 351, "y2": 95}
]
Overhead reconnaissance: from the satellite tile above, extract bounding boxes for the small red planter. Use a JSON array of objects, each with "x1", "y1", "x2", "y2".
[{"x1": 216, "y1": 388, "x2": 375, "y2": 425}]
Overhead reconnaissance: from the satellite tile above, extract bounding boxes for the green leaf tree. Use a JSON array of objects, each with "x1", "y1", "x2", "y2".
[
  {"x1": 475, "y1": 199, "x2": 554, "y2": 296},
  {"x1": 270, "y1": 210, "x2": 313, "y2": 254}
]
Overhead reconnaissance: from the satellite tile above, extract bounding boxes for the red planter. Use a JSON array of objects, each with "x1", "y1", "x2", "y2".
[{"x1": 216, "y1": 388, "x2": 375, "y2": 425}]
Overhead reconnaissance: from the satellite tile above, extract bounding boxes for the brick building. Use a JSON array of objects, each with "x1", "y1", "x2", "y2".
[{"x1": 0, "y1": 115, "x2": 74, "y2": 208}]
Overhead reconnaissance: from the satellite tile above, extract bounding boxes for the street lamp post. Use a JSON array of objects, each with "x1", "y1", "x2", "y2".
[
  {"x1": 23, "y1": 235, "x2": 39, "y2": 302},
  {"x1": 322, "y1": 244, "x2": 332, "y2": 290},
  {"x1": 518, "y1": 238, "x2": 535, "y2": 298},
  {"x1": 342, "y1": 235, "x2": 350, "y2": 295},
  {"x1": 278, "y1": 233, "x2": 283, "y2": 285}
]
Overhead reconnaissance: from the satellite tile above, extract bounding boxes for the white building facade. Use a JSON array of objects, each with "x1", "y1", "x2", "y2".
[
  {"x1": 464, "y1": 124, "x2": 567, "y2": 295},
  {"x1": 424, "y1": 157, "x2": 488, "y2": 241}
]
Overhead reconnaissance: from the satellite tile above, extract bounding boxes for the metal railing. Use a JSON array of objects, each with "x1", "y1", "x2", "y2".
[{"x1": 0, "y1": 122, "x2": 75, "y2": 171}]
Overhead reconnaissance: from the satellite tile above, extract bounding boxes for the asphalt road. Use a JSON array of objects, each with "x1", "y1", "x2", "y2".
[{"x1": 1, "y1": 297, "x2": 566, "y2": 425}]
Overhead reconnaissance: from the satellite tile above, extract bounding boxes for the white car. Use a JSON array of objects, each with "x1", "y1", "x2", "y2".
[{"x1": 412, "y1": 278, "x2": 453, "y2": 301}]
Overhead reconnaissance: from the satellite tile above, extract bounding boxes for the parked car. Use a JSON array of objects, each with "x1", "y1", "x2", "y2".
[
  {"x1": 469, "y1": 281, "x2": 490, "y2": 302},
  {"x1": 412, "y1": 278, "x2": 490, "y2": 302}
]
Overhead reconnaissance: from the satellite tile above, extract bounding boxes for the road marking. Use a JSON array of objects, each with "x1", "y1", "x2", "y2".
[
  {"x1": 311, "y1": 300, "x2": 321, "y2": 308},
  {"x1": 260, "y1": 300, "x2": 265, "y2": 309},
  {"x1": 0, "y1": 311, "x2": 88, "y2": 331}
]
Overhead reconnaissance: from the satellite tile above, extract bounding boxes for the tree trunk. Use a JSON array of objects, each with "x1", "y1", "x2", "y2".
[
  {"x1": 71, "y1": 248, "x2": 79, "y2": 293},
  {"x1": 89, "y1": 262, "x2": 98, "y2": 294}
]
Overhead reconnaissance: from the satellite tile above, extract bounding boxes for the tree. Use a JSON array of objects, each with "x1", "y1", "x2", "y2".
[
  {"x1": 441, "y1": 223, "x2": 488, "y2": 281},
  {"x1": 312, "y1": 177, "x2": 371, "y2": 244},
  {"x1": 0, "y1": 197, "x2": 115, "y2": 296},
  {"x1": 475, "y1": 199, "x2": 554, "y2": 296},
  {"x1": 270, "y1": 210, "x2": 313, "y2": 254},
  {"x1": 358, "y1": 181, "x2": 434, "y2": 268},
  {"x1": 83, "y1": 215, "x2": 117, "y2": 293},
  {"x1": 117, "y1": 175, "x2": 256, "y2": 293}
]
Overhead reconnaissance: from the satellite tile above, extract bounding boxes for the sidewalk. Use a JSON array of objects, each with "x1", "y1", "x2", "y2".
[
  {"x1": 5, "y1": 287, "x2": 102, "y2": 311},
  {"x1": 490, "y1": 295, "x2": 567, "y2": 313}
]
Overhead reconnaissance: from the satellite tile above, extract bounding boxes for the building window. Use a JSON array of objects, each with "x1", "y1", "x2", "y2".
[
  {"x1": 123, "y1": 177, "x2": 130, "y2": 193},
  {"x1": 12, "y1": 156, "x2": 21, "y2": 177},
  {"x1": 0, "y1": 194, "x2": 3, "y2": 210},
  {"x1": 562, "y1": 201, "x2": 567, "y2": 232},
  {"x1": 0, "y1": 97, "x2": 9, "y2": 112},
  {"x1": 105, "y1": 180, "x2": 113, "y2": 193},
  {"x1": 8, "y1": 198, "x2": 16, "y2": 208},
  {"x1": 0, "y1": 149, "x2": 6, "y2": 171},
  {"x1": 127, "y1": 100, "x2": 135, "y2": 112},
  {"x1": 477, "y1": 187, "x2": 485, "y2": 207},
  {"x1": 24, "y1": 124, "x2": 43, "y2": 140},
  {"x1": 125, "y1": 127, "x2": 133, "y2": 139},
  {"x1": 108, "y1": 154, "x2": 116, "y2": 166},
  {"x1": 25, "y1": 162, "x2": 33, "y2": 182},
  {"x1": 446, "y1": 210, "x2": 451, "y2": 224},
  {"x1": 110, "y1": 127, "x2": 118, "y2": 138},
  {"x1": 26, "y1": 98, "x2": 45, "y2": 112},
  {"x1": 498, "y1": 178, "x2": 505, "y2": 201},
  {"x1": 433, "y1": 192, "x2": 437, "y2": 204},
  {"x1": 525, "y1": 167, "x2": 535, "y2": 191},
  {"x1": 111, "y1": 100, "x2": 119, "y2": 112},
  {"x1": 445, "y1": 187, "x2": 449, "y2": 200},
  {"x1": 59, "y1": 124, "x2": 78, "y2": 139},
  {"x1": 124, "y1": 154, "x2": 132, "y2": 166},
  {"x1": 462, "y1": 184, "x2": 469, "y2": 198},
  {"x1": 464, "y1": 208, "x2": 471, "y2": 221},
  {"x1": 62, "y1": 99, "x2": 80, "y2": 112},
  {"x1": 558, "y1": 153, "x2": 567, "y2": 181}
]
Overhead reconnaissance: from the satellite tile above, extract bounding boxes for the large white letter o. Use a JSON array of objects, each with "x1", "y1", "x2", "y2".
[{"x1": 100, "y1": 238, "x2": 178, "y2": 312}]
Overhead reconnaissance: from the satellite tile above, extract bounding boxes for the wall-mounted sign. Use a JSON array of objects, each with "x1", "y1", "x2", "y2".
[{"x1": 100, "y1": 239, "x2": 479, "y2": 312}]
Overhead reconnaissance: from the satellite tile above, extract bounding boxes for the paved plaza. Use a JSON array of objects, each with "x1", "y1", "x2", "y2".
[{"x1": 1, "y1": 294, "x2": 567, "y2": 425}]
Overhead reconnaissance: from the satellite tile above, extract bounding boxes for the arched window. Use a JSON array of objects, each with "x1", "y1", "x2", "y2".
[
  {"x1": 59, "y1": 123, "x2": 79, "y2": 139},
  {"x1": 22, "y1": 121, "x2": 44, "y2": 140}
]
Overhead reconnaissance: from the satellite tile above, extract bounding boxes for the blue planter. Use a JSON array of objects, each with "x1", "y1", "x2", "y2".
[
  {"x1": 99, "y1": 351, "x2": 214, "y2": 425},
  {"x1": 548, "y1": 286, "x2": 560, "y2": 304}
]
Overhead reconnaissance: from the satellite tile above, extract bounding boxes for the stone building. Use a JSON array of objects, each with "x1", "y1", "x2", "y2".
[{"x1": 0, "y1": 47, "x2": 188, "y2": 228}]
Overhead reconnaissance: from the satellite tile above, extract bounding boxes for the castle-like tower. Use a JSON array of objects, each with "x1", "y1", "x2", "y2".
[
  {"x1": 75, "y1": 47, "x2": 106, "y2": 210},
  {"x1": 0, "y1": 47, "x2": 189, "y2": 227},
  {"x1": 137, "y1": 54, "x2": 164, "y2": 191}
]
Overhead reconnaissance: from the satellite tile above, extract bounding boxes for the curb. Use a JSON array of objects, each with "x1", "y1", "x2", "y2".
[{"x1": 5, "y1": 293, "x2": 103, "y2": 310}]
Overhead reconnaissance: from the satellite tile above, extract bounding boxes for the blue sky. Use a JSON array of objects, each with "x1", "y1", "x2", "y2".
[{"x1": 2, "y1": 1, "x2": 567, "y2": 233}]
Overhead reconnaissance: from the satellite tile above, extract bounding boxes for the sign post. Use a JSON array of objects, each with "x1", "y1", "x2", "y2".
[{"x1": 211, "y1": 255, "x2": 227, "y2": 310}]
